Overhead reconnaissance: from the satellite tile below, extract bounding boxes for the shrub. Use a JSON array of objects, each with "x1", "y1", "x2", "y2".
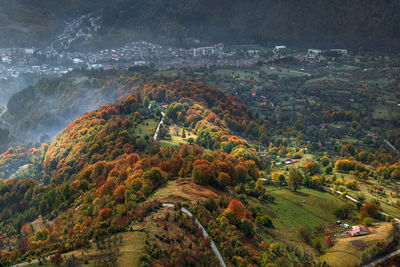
[
  {"x1": 334, "y1": 203, "x2": 356, "y2": 219},
  {"x1": 364, "y1": 217, "x2": 373, "y2": 226},
  {"x1": 255, "y1": 215, "x2": 273, "y2": 228}
]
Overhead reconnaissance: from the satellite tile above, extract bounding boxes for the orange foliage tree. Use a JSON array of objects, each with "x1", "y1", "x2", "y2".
[
  {"x1": 223, "y1": 199, "x2": 252, "y2": 224},
  {"x1": 359, "y1": 202, "x2": 381, "y2": 221}
]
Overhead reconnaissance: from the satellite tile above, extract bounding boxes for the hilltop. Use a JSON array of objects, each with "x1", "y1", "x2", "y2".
[{"x1": 0, "y1": 77, "x2": 275, "y2": 266}]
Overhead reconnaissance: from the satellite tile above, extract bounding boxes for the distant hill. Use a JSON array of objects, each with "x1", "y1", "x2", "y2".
[
  {"x1": 2, "y1": 69, "x2": 138, "y2": 142},
  {"x1": 1, "y1": 0, "x2": 400, "y2": 51},
  {"x1": 98, "y1": 0, "x2": 400, "y2": 50},
  {"x1": 0, "y1": 0, "x2": 119, "y2": 47}
]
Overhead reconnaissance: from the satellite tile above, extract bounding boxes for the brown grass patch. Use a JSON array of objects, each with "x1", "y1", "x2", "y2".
[
  {"x1": 321, "y1": 223, "x2": 393, "y2": 267},
  {"x1": 149, "y1": 178, "x2": 227, "y2": 205}
]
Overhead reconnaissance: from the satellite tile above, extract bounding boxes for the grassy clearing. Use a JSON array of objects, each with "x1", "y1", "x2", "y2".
[
  {"x1": 252, "y1": 187, "x2": 353, "y2": 261},
  {"x1": 160, "y1": 124, "x2": 197, "y2": 147},
  {"x1": 27, "y1": 232, "x2": 146, "y2": 267},
  {"x1": 116, "y1": 232, "x2": 146, "y2": 267},
  {"x1": 267, "y1": 188, "x2": 346, "y2": 229},
  {"x1": 334, "y1": 65, "x2": 359, "y2": 71},
  {"x1": 373, "y1": 107, "x2": 400, "y2": 120},
  {"x1": 321, "y1": 223, "x2": 393, "y2": 267},
  {"x1": 147, "y1": 178, "x2": 223, "y2": 205},
  {"x1": 213, "y1": 69, "x2": 260, "y2": 81},
  {"x1": 260, "y1": 66, "x2": 310, "y2": 78},
  {"x1": 134, "y1": 119, "x2": 159, "y2": 138}
]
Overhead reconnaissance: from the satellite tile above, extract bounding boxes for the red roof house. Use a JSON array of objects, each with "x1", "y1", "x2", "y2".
[{"x1": 347, "y1": 226, "x2": 369, "y2": 237}]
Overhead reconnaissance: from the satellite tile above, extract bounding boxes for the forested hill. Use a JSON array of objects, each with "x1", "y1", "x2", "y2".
[
  {"x1": 100, "y1": 0, "x2": 400, "y2": 50},
  {"x1": 0, "y1": 0, "x2": 119, "y2": 47},
  {"x1": 1, "y1": 0, "x2": 400, "y2": 51},
  {"x1": 65, "y1": 0, "x2": 400, "y2": 49}
]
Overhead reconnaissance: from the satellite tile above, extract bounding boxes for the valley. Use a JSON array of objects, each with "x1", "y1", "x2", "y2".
[{"x1": 0, "y1": 3, "x2": 399, "y2": 266}]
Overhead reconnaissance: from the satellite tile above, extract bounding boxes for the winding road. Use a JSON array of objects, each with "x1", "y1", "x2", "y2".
[
  {"x1": 153, "y1": 112, "x2": 165, "y2": 141},
  {"x1": 162, "y1": 203, "x2": 227, "y2": 267},
  {"x1": 383, "y1": 139, "x2": 400, "y2": 155},
  {"x1": 364, "y1": 249, "x2": 400, "y2": 267}
]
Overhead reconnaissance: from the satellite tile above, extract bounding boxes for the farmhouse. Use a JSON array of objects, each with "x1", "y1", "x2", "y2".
[
  {"x1": 273, "y1": 45, "x2": 287, "y2": 54},
  {"x1": 347, "y1": 226, "x2": 369, "y2": 236}
]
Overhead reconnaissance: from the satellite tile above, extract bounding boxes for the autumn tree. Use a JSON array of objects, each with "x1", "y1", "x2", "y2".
[
  {"x1": 223, "y1": 199, "x2": 252, "y2": 225},
  {"x1": 324, "y1": 236, "x2": 334, "y2": 247},
  {"x1": 143, "y1": 167, "x2": 164, "y2": 187},
  {"x1": 254, "y1": 178, "x2": 266, "y2": 195},
  {"x1": 113, "y1": 185, "x2": 126, "y2": 203},
  {"x1": 391, "y1": 168, "x2": 400, "y2": 180},
  {"x1": 192, "y1": 160, "x2": 215, "y2": 185},
  {"x1": 278, "y1": 174, "x2": 286, "y2": 187},
  {"x1": 341, "y1": 144, "x2": 356, "y2": 156},
  {"x1": 359, "y1": 202, "x2": 381, "y2": 222},
  {"x1": 320, "y1": 155, "x2": 330, "y2": 167},
  {"x1": 216, "y1": 172, "x2": 231, "y2": 188},
  {"x1": 98, "y1": 208, "x2": 112, "y2": 221},
  {"x1": 298, "y1": 226, "x2": 311, "y2": 244},
  {"x1": 288, "y1": 169, "x2": 303, "y2": 192},
  {"x1": 304, "y1": 161, "x2": 319, "y2": 176},
  {"x1": 334, "y1": 203, "x2": 357, "y2": 219}
]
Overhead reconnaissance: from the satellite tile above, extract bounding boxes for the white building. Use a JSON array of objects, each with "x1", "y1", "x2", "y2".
[
  {"x1": 193, "y1": 46, "x2": 217, "y2": 57},
  {"x1": 24, "y1": 48, "x2": 34, "y2": 55},
  {"x1": 273, "y1": 45, "x2": 287, "y2": 53},
  {"x1": 330, "y1": 49, "x2": 348, "y2": 55},
  {"x1": 308, "y1": 49, "x2": 322, "y2": 57},
  {"x1": 73, "y1": 58, "x2": 84, "y2": 64}
]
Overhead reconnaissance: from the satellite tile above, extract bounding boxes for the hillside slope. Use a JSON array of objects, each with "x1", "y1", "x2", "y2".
[{"x1": 0, "y1": 78, "x2": 278, "y2": 266}]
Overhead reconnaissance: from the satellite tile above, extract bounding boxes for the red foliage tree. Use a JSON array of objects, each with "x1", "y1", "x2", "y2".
[
  {"x1": 324, "y1": 236, "x2": 334, "y2": 247},
  {"x1": 98, "y1": 208, "x2": 112, "y2": 220},
  {"x1": 113, "y1": 185, "x2": 126, "y2": 203},
  {"x1": 224, "y1": 199, "x2": 252, "y2": 224}
]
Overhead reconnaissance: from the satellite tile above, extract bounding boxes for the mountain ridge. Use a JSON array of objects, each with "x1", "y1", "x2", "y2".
[{"x1": 1, "y1": 0, "x2": 400, "y2": 51}]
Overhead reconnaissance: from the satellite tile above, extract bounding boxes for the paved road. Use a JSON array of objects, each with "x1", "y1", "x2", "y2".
[
  {"x1": 153, "y1": 112, "x2": 165, "y2": 141},
  {"x1": 383, "y1": 139, "x2": 400, "y2": 155},
  {"x1": 162, "y1": 203, "x2": 227, "y2": 267},
  {"x1": 363, "y1": 249, "x2": 400, "y2": 267}
]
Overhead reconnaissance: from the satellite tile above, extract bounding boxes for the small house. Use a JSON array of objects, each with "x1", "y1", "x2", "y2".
[
  {"x1": 273, "y1": 45, "x2": 287, "y2": 54},
  {"x1": 330, "y1": 49, "x2": 348, "y2": 55},
  {"x1": 347, "y1": 226, "x2": 369, "y2": 236},
  {"x1": 308, "y1": 49, "x2": 322, "y2": 57}
]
